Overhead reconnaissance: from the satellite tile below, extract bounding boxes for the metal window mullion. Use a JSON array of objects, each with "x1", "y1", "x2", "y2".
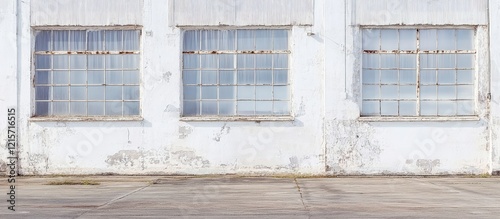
[{"x1": 416, "y1": 30, "x2": 421, "y2": 116}]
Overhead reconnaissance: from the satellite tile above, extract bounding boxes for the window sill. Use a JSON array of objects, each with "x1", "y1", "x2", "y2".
[
  {"x1": 29, "y1": 116, "x2": 144, "y2": 122},
  {"x1": 358, "y1": 116, "x2": 480, "y2": 122},
  {"x1": 180, "y1": 116, "x2": 294, "y2": 122}
]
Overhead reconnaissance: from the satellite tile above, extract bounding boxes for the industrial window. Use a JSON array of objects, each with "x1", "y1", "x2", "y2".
[
  {"x1": 182, "y1": 29, "x2": 290, "y2": 116},
  {"x1": 33, "y1": 30, "x2": 140, "y2": 117},
  {"x1": 361, "y1": 28, "x2": 475, "y2": 117}
]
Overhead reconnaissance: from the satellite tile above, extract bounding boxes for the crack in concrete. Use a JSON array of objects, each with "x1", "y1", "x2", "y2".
[{"x1": 294, "y1": 178, "x2": 310, "y2": 214}]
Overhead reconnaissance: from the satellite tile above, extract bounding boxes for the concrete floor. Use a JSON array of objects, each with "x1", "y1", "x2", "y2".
[{"x1": 0, "y1": 176, "x2": 499, "y2": 218}]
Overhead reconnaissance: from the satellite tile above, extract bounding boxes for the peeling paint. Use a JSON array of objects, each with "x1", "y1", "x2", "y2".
[
  {"x1": 416, "y1": 159, "x2": 441, "y2": 174},
  {"x1": 171, "y1": 151, "x2": 209, "y2": 168},
  {"x1": 179, "y1": 126, "x2": 193, "y2": 139},
  {"x1": 212, "y1": 123, "x2": 230, "y2": 142}
]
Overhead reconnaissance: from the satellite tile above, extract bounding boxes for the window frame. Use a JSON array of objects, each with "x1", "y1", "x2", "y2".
[
  {"x1": 179, "y1": 27, "x2": 294, "y2": 121},
  {"x1": 30, "y1": 27, "x2": 143, "y2": 121},
  {"x1": 358, "y1": 26, "x2": 480, "y2": 121}
]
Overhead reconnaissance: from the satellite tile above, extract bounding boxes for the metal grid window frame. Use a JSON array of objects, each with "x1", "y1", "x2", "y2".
[
  {"x1": 182, "y1": 29, "x2": 291, "y2": 117},
  {"x1": 33, "y1": 29, "x2": 141, "y2": 117},
  {"x1": 361, "y1": 28, "x2": 476, "y2": 117}
]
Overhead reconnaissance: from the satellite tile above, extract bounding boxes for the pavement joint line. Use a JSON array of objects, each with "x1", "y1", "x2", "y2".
[
  {"x1": 294, "y1": 178, "x2": 310, "y2": 214},
  {"x1": 73, "y1": 179, "x2": 156, "y2": 218}
]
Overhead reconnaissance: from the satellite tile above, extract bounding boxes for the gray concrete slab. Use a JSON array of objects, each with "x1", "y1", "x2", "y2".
[{"x1": 0, "y1": 176, "x2": 499, "y2": 218}]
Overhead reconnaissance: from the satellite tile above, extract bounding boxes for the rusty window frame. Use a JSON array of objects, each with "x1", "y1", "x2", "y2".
[
  {"x1": 33, "y1": 29, "x2": 141, "y2": 117},
  {"x1": 361, "y1": 28, "x2": 476, "y2": 117},
  {"x1": 181, "y1": 29, "x2": 291, "y2": 117}
]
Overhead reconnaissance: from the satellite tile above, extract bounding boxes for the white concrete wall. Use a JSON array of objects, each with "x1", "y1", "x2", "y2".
[{"x1": 2, "y1": 0, "x2": 496, "y2": 175}]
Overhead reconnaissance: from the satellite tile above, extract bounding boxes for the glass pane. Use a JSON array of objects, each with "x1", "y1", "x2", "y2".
[
  {"x1": 201, "y1": 55, "x2": 217, "y2": 69},
  {"x1": 256, "y1": 70, "x2": 272, "y2": 84},
  {"x1": 438, "y1": 86, "x2": 455, "y2": 100},
  {"x1": 380, "y1": 29, "x2": 398, "y2": 50},
  {"x1": 184, "y1": 30, "x2": 200, "y2": 51},
  {"x1": 420, "y1": 29, "x2": 437, "y2": 50},
  {"x1": 183, "y1": 86, "x2": 200, "y2": 100},
  {"x1": 238, "y1": 86, "x2": 255, "y2": 99},
  {"x1": 88, "y1": 86, "x2": 105, "y2": 100},
  {"x1": 399, "y1": 29, "x2": 416, "y2": 50},
  {"x1": 399, "y1": 101, "x2": 417, "y2": 116},
  {"x1": 456, "y1": 29, "x2": 474, "y2": 50},
  {"x1": 421, "y1": 85, "x2": 437, "y2": 100},
  {"x1": 380, "y1": 54, "x2": 397, "y2": 68},
  {"x1": 88, "y1": 30, "x2": 104, "y2": 51},
  {"x1": 35, "y1": 31, "x2": 51, "y2": 51},
  {"x1": 105, "y1": 30, "x2": 123, "y2": 51},
  {"x1": 53, "y1": 71, "x2": 69, "y2": 84},
  {"x1": 36, "y1": 55, "x2": 51, "y2": 69},
  {"x1": 35, "y1": 86, "x2": 51, "y2": 100},
  {"x1": 88, "y1": 102, "x2": 104, "y2": 115},
  {"x1": 362, "y1": 70, "x2": 379, "y2": 84},
  {"x1": 201, "y1": 30, "x2": 218, "y2": 51},
  {"x1": 123, "y1": 86, "x2": 140, "y2": 100},
  {"x1": 70, "y1": 30, "x2": 86, "y2": 51},
  {"x1": 380, "y1": 70, "x2": 398, "y2": 84},
  {"x1": 183, "y1": 70, "x2": 199, "y2": 84},
  {"x1": 123, "y1": 54, "x2": 140, "y2": 69},
  {"x1": 363, "y1": 54, "x2": 379, "y2": 69},
  {"x1": 381, "y1": 85, "x2": 398, "y2": 99},
  {"x1": 88, "y1": 70, "x2": 104, "y2": 84},
  {"x1": 400, "y1": 70, "x2": 416, "y2": 84},
  {"x1": 106, "y1": 55, "x2": 122, "y2": 69},
  {"x1": 457, "y1": 54, "x2": 474, "y2": 69},
  {"x1": 256, "y1": 86, "x2": 273, "y2": 100},
  {"x1": 399, "y1": 54, "x2": 416, "y2": 68},
  {"x1": 124, "y1": 101, "x2": 140, "y2": 115},
  {"x1": 53, "y1": 102, "x2": 69, "y2": 115},
  {"x1": 105, "y1": 102, "x2": 122, "y2": 116},
  {"x1": 70, "y1": 86, "x2": 86, "y2": 100},
  {"x1": 219, "y1": 101, "x2": 235, "y2": 115},
  {"x1": 362, "y1": 101, "x2": 379, "y2": 115},
  {"x1": 237, "y1": 30, "x2": 254, "y2": 51},
  {"x1": 35, "y1": 102, "x2": 50, "y2": 116},
  {"x1": 123, "y1": 30, "x2": 140, "y2": 50},
  {"x1": 220, "y1": 70, "x2": 236, "y2": 85},
  {"x1": 273, "y1": 86, "x2": 288, "y2": 100},
  {"x1": 256, "y1": 101, "x2": 273, "y2": 115},
  {"x1": 420, "y1": 70, "x2": 436, "y2": 85},
  {"x1": 183, "y1": 54, "x2": 200, "y2": 69},
  {"x1": 273, "y1": 54, "x2": 288, "y2": 68},
  {"x1": 362, "y1": 85, "x2": 379, "y2": 99},
  {"x1": 362, "y1": 29, "x2": 379, "y2": 50},
  {"x1": 219, "y1": 86, "x2": 236, "y2": 99},
  {"x1": 457, "y1": 70, "x2": 473, "y2": 84},
  {"x1": 457, "y1": 101, "x2": 474, "y2": 115},
  {"x1": 53, "y1": 30, "x2": 69, "y2": 51},
  {"x1": 400, "y1": 85, "x2": 417, "y2": 99},
  {"x1": 237, "y1": 54, "x2": 255, "y2": 69},
  {"x1": 106, "y1": 71, "x2": 122, "y2": 84},
  {"x1": 420, "y1": 54, "x2": 437, "y2": 68},
  {"x1": 201, "y1": 70, "x2": 217, "y2": 84},
  {"x1": 437, "y1": 29, "x2": 455, "y2": 50},
  {"x1": 70, "y1": 70, "x2": 86, "y2": 84},
  {"x1": 183, "y1": 101, "x2": 200, "y2": 116},
  {"x1": 255, "y1": 30, "x2": 272, "y2": 50},
  {"x1": 105, "y1": 86, "x2": 122, "y2": 100},
  {"x1": 219, "y1": 54, "x2": 235, "y2": 69},
  {"x1": 69, "y1": 55, "x2": 87, "y2": 69},
  {"x1": 438, "y1": 70, "x2": 456, "y2": 84},
  {"x1": 256, "y1": 54, "x2": 272, "y2": 69},
  {"x1": 274, "y1": 70, "x2": 288, "y2": 85},
  {"x1": 238, "y1": 70, "x2": 254, "y2": 85},
  {"x1": 123, "y1": 70, "x2": 140, "y2": 84},
  {"x1": 273, "y1": 30, "x2": 288, "y2": 50},
  {"x1": 88, "y1": 55, "x2": 105, "y2": 69},
  {"x1": 421, "y1": 101, "x2": 437, "y2": 116},
  {"x1": 438, "y1": 101, "x2": 456, "y2": 116},
  {"x1": 381, "y1": 101, "x2": 398, "y2": 115},
  {"x1": 201, "y1": 101, "x2": 218, "y2": 115},
  {"x1": 219, "y1": 30, "x2": 235, "y2": 50},
  {"x1": 35, "y1": 71, "x2": 51, "y2": 84},
  {"x1": 237, "y1": 101, "x2": 254, "y2": 115},
  {"x1": 53, "y1": 55, "x2": 69, "y2": 69},
  {"x1": 71, "y1": 102, "x2": 87, "y2": 115},
  {"x1": 437, "y1": 54, "x2": 455, "y2": 68},
  {"x1": 274, "y1": 101, "x2": 288, "y2": 114},
  {"x1": 457, "y1": 85, "x2": 474, "y2": 99},
  {"x1": 201, "y1": 86, "x2": 217, "y2": 99},
  {"x1": 53, "y1": 86, "x2": 69, "y2": 100}
]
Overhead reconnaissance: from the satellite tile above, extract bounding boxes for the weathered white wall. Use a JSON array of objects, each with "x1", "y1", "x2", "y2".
[
  {"x1": 489, "y1": 0, "x2": 500, "y2": 174},
  {"x1": 3, "y1": 0, "x2": 496, "y2": 175}
]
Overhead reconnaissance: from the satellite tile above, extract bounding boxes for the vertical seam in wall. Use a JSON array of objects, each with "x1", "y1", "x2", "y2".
[
  {"x1": 15, "y1": 0, "x2": 22, "y2": 175},
  {"x1": 487, "y1": 0, "x2": 493, "y2": 174}
]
